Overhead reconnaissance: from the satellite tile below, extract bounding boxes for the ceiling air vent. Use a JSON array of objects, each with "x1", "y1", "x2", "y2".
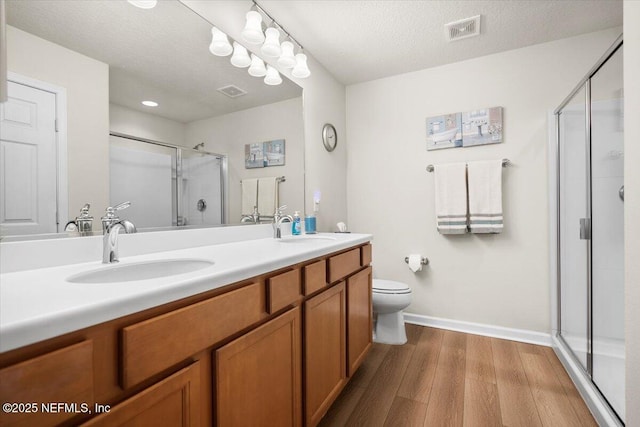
[
  {"x1": 445, "y1": 15, "x2": 481, "y2": 42},
  {"x1": 217, "y1": 85, "x2": 247, "y2": 98}
]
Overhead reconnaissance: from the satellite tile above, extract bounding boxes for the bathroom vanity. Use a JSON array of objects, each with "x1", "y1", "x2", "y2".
[{"x1": 0, "y1": 231, "x2": 372, "y2": 427}]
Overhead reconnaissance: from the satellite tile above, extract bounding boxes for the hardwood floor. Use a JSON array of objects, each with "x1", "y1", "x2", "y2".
[{"x1": 319, "y1": 324, "x2": 596, "y2": 427}]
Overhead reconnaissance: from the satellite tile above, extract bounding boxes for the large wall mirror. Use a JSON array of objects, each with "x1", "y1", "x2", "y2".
[{"x1": 2, "y1": 0, "x2": 304, "y2": 240}]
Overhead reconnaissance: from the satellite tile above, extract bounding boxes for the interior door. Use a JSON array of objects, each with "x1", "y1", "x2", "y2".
[{"x1": 0, "y1": 81, "x2": 58, "y2": 235}]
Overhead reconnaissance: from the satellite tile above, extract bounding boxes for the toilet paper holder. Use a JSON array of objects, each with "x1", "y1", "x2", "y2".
[{"x1": 404, "y1": 256, "x2": 429, "y2": 266}]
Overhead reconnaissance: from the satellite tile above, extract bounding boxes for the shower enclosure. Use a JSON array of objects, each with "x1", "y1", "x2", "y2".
[
  {"x1": 554, "y1": 36, "x2": 624, "y2": 425},
  {"x1": 109, "y1": 133, "x2": 227, "y2": 229}
]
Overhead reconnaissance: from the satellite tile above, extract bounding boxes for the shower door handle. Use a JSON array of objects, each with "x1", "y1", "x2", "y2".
[
  {"x1": 580, "y1": 218, "x2": 591, "y2": 240},
  {"x1": 619, "y1": 185, "x2": 624, "y2": 201}
]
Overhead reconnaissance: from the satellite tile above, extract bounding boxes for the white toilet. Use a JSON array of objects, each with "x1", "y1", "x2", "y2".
[{"x1": 372, "y1": 279, "x2": 412, "y2": 345}]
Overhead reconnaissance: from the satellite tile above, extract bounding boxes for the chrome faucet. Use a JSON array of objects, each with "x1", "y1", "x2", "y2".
[
  {"x1": 101, "y1": 201, "x2": 132, "y2": 233},
  {"x1": 103, "y1": 220, "x2": 136, "y2": 264},
  {"x1": 241, "y1": 206, "x2": 261, "y2": 224},
  {"x1": 101, "y1": 202, "x2": 136, "y2": 263},
  {"x1": 273, "y1": 205, "x2": 293, "y2": 239}
]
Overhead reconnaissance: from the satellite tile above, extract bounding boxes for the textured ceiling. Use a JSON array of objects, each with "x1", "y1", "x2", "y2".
[
  {"x1": 257, "y1": 0, "x2": 623, "y2": 85},
  {"x1": 6, "y1": 0, "x2": 623, "y2": 116},
  {"x1": 6, "y1": 0, "x2": 302, "y2": 123}
]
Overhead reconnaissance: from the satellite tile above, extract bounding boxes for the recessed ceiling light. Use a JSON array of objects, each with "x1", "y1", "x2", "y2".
[
  {"x1": 142, "y1": 100, "x2": 158, "y2": 107},
  {"x1": 127, "y1": 0, "x2": 157, "y2": 9}
]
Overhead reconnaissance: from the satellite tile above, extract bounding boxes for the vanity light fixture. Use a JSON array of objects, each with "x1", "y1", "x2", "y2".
[
  {"x1": 142, "y1": 100, "x2": 158, "y2": 107},
  {"x1": 230, "y1": 42, "x2": 252, "y2": 68},
  {"x1": 277, "y1": 41, "x2": 296, "y2": 69},
  {"x1": 264, "y1": 65, "x2": 283, "y2": 85},
  {"x1": 248, "y1": 54, "x2": 267, "y2": 77},
  {"x1": 261, "y1": 27, "x2": 282, "y2": 57},
  {"x1": 209, "y1": 27, "x2": 233, "y2": 56},
  {"x1": 242, "y1": 10, "x2": 265, "y2": 44},
  {"x1": 209, "y1": 1, "x2": 311, "y2": 86},
  {"x1": 127, "y1": 0, "x2": 157, "y2": 9},
  {"x1": 244, "y1": 1, "x2": 311, "y2": 78},
  {"x1": 292, "y1": 53, "x2": 311, "y2": 78}
]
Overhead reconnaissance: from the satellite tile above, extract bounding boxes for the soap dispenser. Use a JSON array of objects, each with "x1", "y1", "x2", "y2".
[{"x1": 292, "y1": 211, "x2": 301, "y2": 235}]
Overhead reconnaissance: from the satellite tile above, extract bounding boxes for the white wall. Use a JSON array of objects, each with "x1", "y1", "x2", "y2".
[
  {"x1": 346, "y1": 28, "x2": 621, "y2": 333},
  {"x1": 7, "y1": 25, "x2": 109, "y2": 230},
  {"x1": 181, "y1": 1, "x2": 348, "y2": 232},
  {"x1": 110, "y1": 103, "x2": 185, "y2": 146},
  {"x1": 185, "y1": 97, "x2": 304, "y2": 222},
  {"x1": 623, "y1": 1, "x2": 640, "y2": 424}
]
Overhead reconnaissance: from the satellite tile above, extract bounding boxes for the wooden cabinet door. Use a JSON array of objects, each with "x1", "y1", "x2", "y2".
[
  {"x1": 304, "y1": 282, "x2": 347, "y2": 427},
  {"x1": 81, "y1": 362, "x2": 200, "y2": 427},
  {"x1": 216, "y1": 307, "x2": 301, "y2": 427},
  {"x1": 347, "y1": 266, "x2": 372, "y2": 376}
]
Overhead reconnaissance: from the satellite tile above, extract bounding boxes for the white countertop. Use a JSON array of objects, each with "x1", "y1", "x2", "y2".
[{"x1": 0, "y1": 232, "x2": 371, "y2": 353}]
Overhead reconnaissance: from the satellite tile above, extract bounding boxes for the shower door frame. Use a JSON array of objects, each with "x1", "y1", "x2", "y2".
[
  {"x1": 549, "y1": 34, "x2": 624, "y2": 426},
  {"x1": 110, "y1": 132, "x2": 228, "y2": 227},
  {"x1": 551, "y1": 34, "x2": 624, "y2": 427}
]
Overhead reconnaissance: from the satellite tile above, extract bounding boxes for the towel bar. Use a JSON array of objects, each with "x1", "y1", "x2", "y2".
[{"x1": 426, "y1": 158, "x2": 510, "y2": 172}]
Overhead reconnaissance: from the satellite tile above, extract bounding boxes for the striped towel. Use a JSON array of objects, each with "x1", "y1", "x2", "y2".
[
  {"x1": 434, "y1": 163, "x2": 468, "y2": 234},
  {"x1": 467, "y1": 160, "x2": 503, "y2": 233}
]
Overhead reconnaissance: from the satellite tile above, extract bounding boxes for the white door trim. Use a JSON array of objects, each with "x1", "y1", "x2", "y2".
[{"x1": 7, "y1": 71, "x2": 68, "y2": 231}]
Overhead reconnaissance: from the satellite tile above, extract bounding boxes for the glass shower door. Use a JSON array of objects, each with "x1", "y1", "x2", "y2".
[
  {"x1": 590, "y1": 45, "x2": 625, "y2": 420},
  {"x1": 558, "y1": 86, "x2": 589, "y2": 370}
]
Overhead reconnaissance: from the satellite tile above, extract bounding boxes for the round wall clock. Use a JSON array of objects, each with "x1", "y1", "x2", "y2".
[{"x1": 322, "y1": 123, "x2": 337, "y2": 152}]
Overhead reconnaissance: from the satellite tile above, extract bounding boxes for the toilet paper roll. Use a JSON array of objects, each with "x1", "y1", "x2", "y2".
[{"x1": 408, "y1": 254, "x2": 423, "y2": 273}]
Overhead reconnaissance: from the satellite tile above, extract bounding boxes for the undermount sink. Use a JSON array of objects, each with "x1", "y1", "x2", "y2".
[
  {"x1": 67, "y1": 259, "x2": 215, "y2": 284},
  {"x1": 277, "y1": 235, "x2": 337, "y2": 243}
]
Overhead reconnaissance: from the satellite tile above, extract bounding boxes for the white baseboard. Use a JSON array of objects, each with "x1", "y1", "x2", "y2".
[{"x1": 404, "y1": 313, "x2": 552, "y2": 347}]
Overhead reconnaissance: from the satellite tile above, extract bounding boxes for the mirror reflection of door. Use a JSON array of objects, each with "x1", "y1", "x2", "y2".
[{"x1": 0, "y1": 81, "x2": 59, "y2": 236}]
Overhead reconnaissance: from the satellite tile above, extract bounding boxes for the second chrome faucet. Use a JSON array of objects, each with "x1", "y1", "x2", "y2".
[
  {"x1": 273, "y1": 205, "x2": 293, "y2": 239},
  {"x1": 102, "y1": 202, "x2": 137, "y2": 263}
]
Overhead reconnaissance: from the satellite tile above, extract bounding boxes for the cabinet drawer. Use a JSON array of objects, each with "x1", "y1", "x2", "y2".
[
  {"x1": 267, "y1": 269, "x2": 302, "y2": 314},
  {"x1": 122, "y1": 282, "x2": 266, "y2": 388},
  {"x1": 303, "y1": 260, "x2": 327, "y2": 295},
  {"x1": 0, "y1": 340, "x2": 94, "y2": 427},
  {"x1": 361, "y1": 244, "x2": 372, "y2": 266},
  {"x1": 328, "y1": 248, "x2": 361, "y2": 283}
]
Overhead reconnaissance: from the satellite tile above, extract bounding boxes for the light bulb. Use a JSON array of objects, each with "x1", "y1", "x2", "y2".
[
  {"x1": 292, "y1": 53, "x2": 311, "y2": 78},
  {"x1": 261, "y1": 27, "x2": 282, "y2": 57},
  {"x1": 209, "y1": 27, "x2": 232, "y2": 56},
  {"x1": 277, "y1": 41, "x2": 296, "y2": 68},
  {"x1": 127, "y1": 0, "x2": 157, "y2": 9},
  {"x1": 248, "y1": 54, "x2": 267, "y2": 77},
  {"x1": 264, "y1": 65, "x2": 282, "y2": 85},
  {"x1": 230, "y1": 42, "x2": 251, "y2": 68},
  {"x1": 242, "y1": 11, "x2": 265, "y2": 44}
]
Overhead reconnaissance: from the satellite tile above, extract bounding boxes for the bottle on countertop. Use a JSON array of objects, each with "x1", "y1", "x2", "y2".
[
  {"x1": 292, "y1": 211, "x2": 301, "y2": 235},
  {"x1": 305, "y1": 214, "x2": 316, "y2": 234}
]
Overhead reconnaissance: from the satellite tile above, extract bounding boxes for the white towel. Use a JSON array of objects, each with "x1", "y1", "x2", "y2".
[
  {"x1": 467, "y1": 160, "x2": 503, "y2": 234},
  {"x1": 258, "y1": 177, "x2": 278, "y2": 217},
  {"x1": 241, "y1": 178, "x2": 258, "y2": 215},
  {"x1": 434, "y1": 163, "x2": 468, "y2": 234}
]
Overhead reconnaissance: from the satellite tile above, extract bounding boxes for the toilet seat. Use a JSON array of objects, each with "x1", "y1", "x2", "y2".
[{"x1": 373, "y1": 279, "x2": 411, "y2": 295}]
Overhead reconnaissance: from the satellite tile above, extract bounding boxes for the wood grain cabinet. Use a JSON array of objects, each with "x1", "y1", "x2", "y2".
[
  {"x1": 347, "y1": 266, "x2": 372, "y2": 376},
  {"x1": 0, "y1": 341, "x2": 94, "y2": 427},
  {"x1": 216, "y1": 307, "x2": 302, "y2": 427},
  {"x1": 0, "y1": 242, "x2": 372, "y2": 427},
  {"x1": 80, "y1": 362, "x2": 200, "y2": 427},
  {"x1": 304, "y1": 282, "x2": 347, "y2": 427}
]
